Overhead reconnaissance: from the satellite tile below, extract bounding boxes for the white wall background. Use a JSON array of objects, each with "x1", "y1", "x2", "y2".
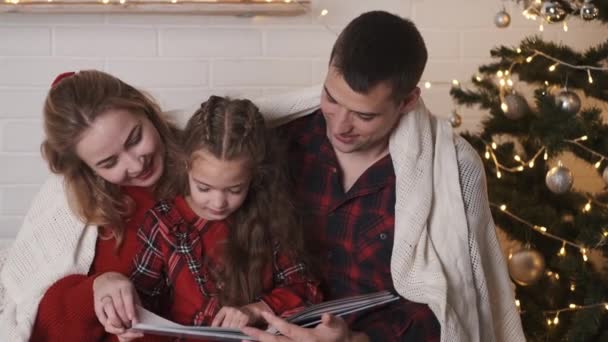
[{"x1": 0, "y1": 0, "x2": 606, "y2": 240}]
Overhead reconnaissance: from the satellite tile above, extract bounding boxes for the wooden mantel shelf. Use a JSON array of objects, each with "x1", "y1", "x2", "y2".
[{"x1": 0, "y1": 0, "x2": 310, "y2": 15}]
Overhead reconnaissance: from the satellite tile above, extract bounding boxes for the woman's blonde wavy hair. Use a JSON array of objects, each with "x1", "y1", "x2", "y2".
[{"x1": 41, "y1": 70, "x2": 182, "y2": 247}]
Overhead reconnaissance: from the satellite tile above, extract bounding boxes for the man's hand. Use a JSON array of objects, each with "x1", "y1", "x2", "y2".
[
  {"x1": 241, "y1": 311, "x2": 368, "y2": 342},
  {"x1": 93, "y1": 271, "x2": 141, "y2": 336}
]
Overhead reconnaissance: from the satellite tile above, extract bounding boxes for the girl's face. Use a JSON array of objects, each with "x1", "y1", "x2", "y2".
[
  {"x1": 186, "y1": 149, "x2": 252, "y2": 221},
  {"x1": 75, "y1": 109, "x2": 165, "y2": 188}
]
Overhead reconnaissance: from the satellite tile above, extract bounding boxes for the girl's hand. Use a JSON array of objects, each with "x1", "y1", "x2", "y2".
[
  {"x1": 212, "y1": 302, "x2": 272, "y2": 328},
  {"x1": 93, "y1": 271, "x2": 141, "y2": 335}
]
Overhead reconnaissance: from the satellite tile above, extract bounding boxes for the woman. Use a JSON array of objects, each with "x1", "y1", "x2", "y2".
[{"x1": 0, "y1": 70, "x2": 321, "y2": 341}]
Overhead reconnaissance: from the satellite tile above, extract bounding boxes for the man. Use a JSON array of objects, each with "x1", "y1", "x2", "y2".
[{"x1": 244, "y1": 11, "x2": 523, "y2": 342}]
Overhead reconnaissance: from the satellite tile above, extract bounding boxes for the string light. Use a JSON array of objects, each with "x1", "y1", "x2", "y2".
[
  {"x1": 548, "y1": 63, "x2": 558, "y2": 72},
  {"x1": 558, "y1": 242, "x2": 566, "y2": 256},
  {"x1": 563, "y1": 21, "x2": 568, "y2": 32},
  {"x1": 587, "y1": 69, "x2": 594, "y2": 84},
  {"x1": 424, "y1": 81, "x2": 431, "y2": 89},
  {"x1": 320, "y1": 8, "x2": 328, "y2": 16},
  {"x1": 581, "y1": 248, "x2": 588, "y2": 262}
]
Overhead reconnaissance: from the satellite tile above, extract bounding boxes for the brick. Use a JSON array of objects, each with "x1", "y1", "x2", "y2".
[
  {"x1": 107, "y1": 60, "x2": 208, "y2": 87},
  {"x1": 0, "y1": 155, "x2": 49, "y2": 184},
  {"x1": 0, "y1": 58, "x2": 104, "y2": 86},
  {"x1": 461, "y1": 29, "x2": 558, "y2": 58},
  {"x1": 0, "y1": 90, "x2": 47, "y2": 118},
  {"x1": 0, "y1": 186, "x2": 40, "y2": 216},
  {"x1": 0, "y1": 27, "x2": 51, "y2": 56},
  {"x1": 311, "y1": 0, "x2": 407, "y2": 26},
  {"x1": 0, "y1": 13, "x2": 105, "y2": 24},
  {"x1": 160, "y1": 28, "x2": 262, "y2": 57},
  {"x1": 312, "y1": 60, "x2": 328, "y2": 85},
  {"x1": 3, "y1": 121, "x2": 44, "y2": 152},
  {"x1": 422, "y1": 60, "x2": 487, "y2": 84},
  {"x1": 265, "y1": 29, "x2": 335, "y2": 58},
  {"x1": 55, "y1": 27, "x2": 157, "y2": 57},
  {"x1": 212, "y1": 59, "x2": 311, "y2": 87}
]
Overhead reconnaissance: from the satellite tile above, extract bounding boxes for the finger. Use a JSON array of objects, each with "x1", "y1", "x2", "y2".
[
  {"x1": 119, "y1": 330, "x2": 145, "y2": 339},
  {"x1": 241, "y1": 327, "x2": 282, "y2": 342},
  {"x1": 321, "y1": 313, "x2": 335, "y2": 326},
  {"x1": 94, "y1": 299, "x2": 108, "y2": 325},
  {"x1": 112, "y1": 290, "x2": 130, "y2": 326},
  {"x1": 260, "y1": 311, "x2": 306, "y2": 338},
  {"x1": 103, "y1": 301, "x2": 126, "y2": 332},
  {"x1": 121, "y1": 287, "x2": 137, "y2": 322},
  {"x1": 212, "y1": 308, "x2": 227, "y2": 327}
]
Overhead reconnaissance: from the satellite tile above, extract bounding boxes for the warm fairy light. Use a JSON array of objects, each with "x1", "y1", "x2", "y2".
[
  {"x1": 515, "y1": 299, "x2": 521, "y2": 308},
  {"x1": 507, "y1": 79, "x2": 514, "y2": 87},
  {"x1": 475, "y1": 75, "x2": 482, "y2": 82},
  {"x1": 452, "y1": 79, "x2": 460, "y2": 86},
  {"x1": 517, "y1": 166, "x2": 525, "y2": 171},
  {"x1": 588, "y1": 69, "x2": 594, "y2": 84},
  {"x1": 547, "y1": 318, "x2": 552, "y2": 326},
  {"x1": 497, "y1": 70, "x2": 504, "y2": 78},
  {"x1": 563, "y1": 22, "x2": 568, "y2": 32},
  {"x1": 499, "y1": 79, "x2": 506, "y2": 87},
  {"x1": 529, "y1": 161, "x2": 535, "y2": 168},
  {"x1": 424, "y1": 81, "x2": 431, "y2": 89},
  {"x1": 539, "y1": 226, "x2": 547, "y2": 232},
  {"x1": 320, "y1": 9, "x2": 328, "y2": 16},
  {"x1": 485, "y1": 151, "x2": 491, "y2": 160},
  {"x1": 505, "y1": 70, "x2": 510, "y2": 76},
  {"x1": 570, "y1": 284, "x2": 576, "y2": 291},
  {"x1": 595, "y1": 160, "x2": 602, "y2": 169},
  {"x1": 526, "y1": 56, "x2": 534, "y2": 63},
  {"x1": 558, "y1": 243, "x2": 566, "y2": 256},
  {"x1": 491, "y1": 142, "x2": 498, "y2": 150},
  {"x1": 569, "y1": 304, "x2": 577, "y2": 309},
  {"x1": 101, "y1": 0, "x2": 109, "y2": 3},
  {"x1": 497, "y1": 171, "x2": 502, "y2": 179},
  {"x1": 553, "y1": 315, "x2": 559, "y2": 325},
  {"x1": 554, "y1": 273, "x2": 559, "y2": 280},
  {"x1": 583, "y1": 202, "x2": 592, "y2": 213},
  {"x1": 539, "y1": 23, "x2": 544, "y2": 32},
  {"x1": 603, "y1": 231, "x2": 608, "y2": 237},
  {"x1": 581, "y1": 248, "x2": 588, "y2": 262},
  {"x1": 516, "y1": 48, "x2": 522, "y2": 54},
  {"x1": 581, "y1": 135, "x2": 589, "y2": 141},
  {"x1": 514, "y1": 155, "x2": 521, "y2": 162},
  {"x1": 548, "y1": 63, "x2": 558, "y2": 72},
  {"x1": 544, "y1": 151, "x2": 548, "y2": 160},
  {"x1": 500, "y1": 204, "x2": 507, "y2": 211},
  {"x1": 605, "y1": 304, "x2": 608, "y2": 311},
  {"x1": 501, "y1": 102, "x2": 509, "y2": 112}
]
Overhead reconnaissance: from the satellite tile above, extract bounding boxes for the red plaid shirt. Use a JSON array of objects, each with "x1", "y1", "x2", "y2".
[
  {"x1": 281, "y1": 111, "x2": 440, "y2": 341},
  {"x1": 131, "y1": 196, "x2": 321, "y2": 326}
]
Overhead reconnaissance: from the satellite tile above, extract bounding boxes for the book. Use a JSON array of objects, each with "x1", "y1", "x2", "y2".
[{"x1": 131, "y1": 290, "x2": 400, "y2": 341}]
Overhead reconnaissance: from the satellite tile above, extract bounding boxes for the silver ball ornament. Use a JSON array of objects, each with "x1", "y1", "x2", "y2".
[
  {"x1": 541, "y1": 1, "x2": 567, "y2": 22},
  {"x1": 581, "y1": 0, "x2": 599, "y2": 20},
  {"x1": 546, "y1": 164, "x2": 573, "y2": 194},
  {"x1": 508, "y1": 248, "x2": 546, "y2": 286},
  {"x1": 602, "y1": 167, "x2": 608, "y2": 185},
  {"x1": 503, "y1": 93, "x2": 529, "y2": 120},
  {"x1": 494, "y1": 9, "x2": 511, "y2": 28},
  {"x1": 449, "y1": 111, "x2": 462, "y2": 128},
  {"x1": 555, "y1": 89, "x2": 581, "y2": 115}
]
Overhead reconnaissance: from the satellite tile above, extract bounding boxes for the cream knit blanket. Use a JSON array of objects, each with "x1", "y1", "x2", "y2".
[{"x1": 0, "y1": 86, "x2": 524, "y2": 342}]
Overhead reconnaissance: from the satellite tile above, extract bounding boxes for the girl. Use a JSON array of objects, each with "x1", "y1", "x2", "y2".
[{"x1": 126, "y1": 96, "x2": 321, "y2": 334}]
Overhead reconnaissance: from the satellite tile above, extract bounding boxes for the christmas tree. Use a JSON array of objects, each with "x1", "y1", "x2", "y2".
[{"x1": 451, "y1": 2, "x2": 608, "y2": 340}]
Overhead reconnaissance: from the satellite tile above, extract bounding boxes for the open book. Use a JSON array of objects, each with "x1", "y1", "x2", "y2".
[{"x1": 131, "y1": 290, "x2": 400, "y2": 341}]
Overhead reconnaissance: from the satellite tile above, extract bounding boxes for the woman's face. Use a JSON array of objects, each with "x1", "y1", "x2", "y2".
[{"x1": 75, "y1": 108, "x2": 165, "y2": 188}]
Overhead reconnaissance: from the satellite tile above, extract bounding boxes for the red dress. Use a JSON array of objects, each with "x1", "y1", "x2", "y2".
[{"x1": 30, "y1": 187, "x2": 167, "y2": 342}]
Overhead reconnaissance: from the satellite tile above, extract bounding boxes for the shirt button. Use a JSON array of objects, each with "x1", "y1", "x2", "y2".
[{"x1": 379, "y1": 233, "x2": 388, "y2": 240}]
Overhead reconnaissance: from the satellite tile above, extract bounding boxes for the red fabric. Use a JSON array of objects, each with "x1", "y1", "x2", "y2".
[
  {"x1": 30, "y1": 187, "x2": 166, "y2": 342},
  {"x1": 131, "y1": 196, "x2": 321, "y2": 327},
  {"x1": 50, "y1": 71, "x2": 75, "y2": 87}
]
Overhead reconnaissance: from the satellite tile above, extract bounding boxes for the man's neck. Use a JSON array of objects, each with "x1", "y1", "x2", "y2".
[{"x1": 334, "y1": 142, "x2": 389, "y2": 192}]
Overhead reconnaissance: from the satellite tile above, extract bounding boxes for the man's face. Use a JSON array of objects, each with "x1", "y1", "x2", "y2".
[{"x1": 320, "y1": 65, "x2": 419, "y2": 156}]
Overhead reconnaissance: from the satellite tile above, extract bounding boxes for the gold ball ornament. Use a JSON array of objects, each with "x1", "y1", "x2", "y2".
[
  {"x1": 541, "y1": 0, "x2": 567, "y2": 22},
  {"x1": 546, "y1": 164, "x2": 573, "y2": 194},
  {"x1": 449, "y1": 111, "x2": 462, "y2": 128},
  {"x1": 508, "y1": 248, "x2": 546, "y2": 286},
  {"x1": 494, "y1": 9, "x2": 511, "y2": 28}
]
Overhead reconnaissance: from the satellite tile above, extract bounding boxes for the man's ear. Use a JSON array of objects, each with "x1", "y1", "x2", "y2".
[{"x1": 397, "y1": 87, "x2": 421, "y2": 114}]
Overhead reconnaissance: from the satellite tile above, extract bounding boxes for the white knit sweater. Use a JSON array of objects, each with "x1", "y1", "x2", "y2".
[{"x1": 0, "y1": 86, "x2": 524, "y2": 342}]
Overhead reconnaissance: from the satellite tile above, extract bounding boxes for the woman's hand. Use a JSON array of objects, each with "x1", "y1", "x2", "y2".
[
  {"x1": 93, "y1": 271, "x2": 141, "y2": 336},
  {"x1": 212, "y1": 302, "x2": 272, "y2": 329}
]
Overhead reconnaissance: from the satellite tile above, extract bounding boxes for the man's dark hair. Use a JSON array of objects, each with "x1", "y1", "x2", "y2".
[{"x1": 329, "y1": 11, "x2": 428, "y2": 102}]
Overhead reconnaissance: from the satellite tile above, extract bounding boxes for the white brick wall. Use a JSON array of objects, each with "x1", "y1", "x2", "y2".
[{"x1": 0, "y1": 0, "x2": 606, "y2": 239}]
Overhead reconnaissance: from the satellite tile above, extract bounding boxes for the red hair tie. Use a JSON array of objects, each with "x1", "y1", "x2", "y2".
[{"x1": 51, "y1": 71, "x2": 76, "y2": 87}]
